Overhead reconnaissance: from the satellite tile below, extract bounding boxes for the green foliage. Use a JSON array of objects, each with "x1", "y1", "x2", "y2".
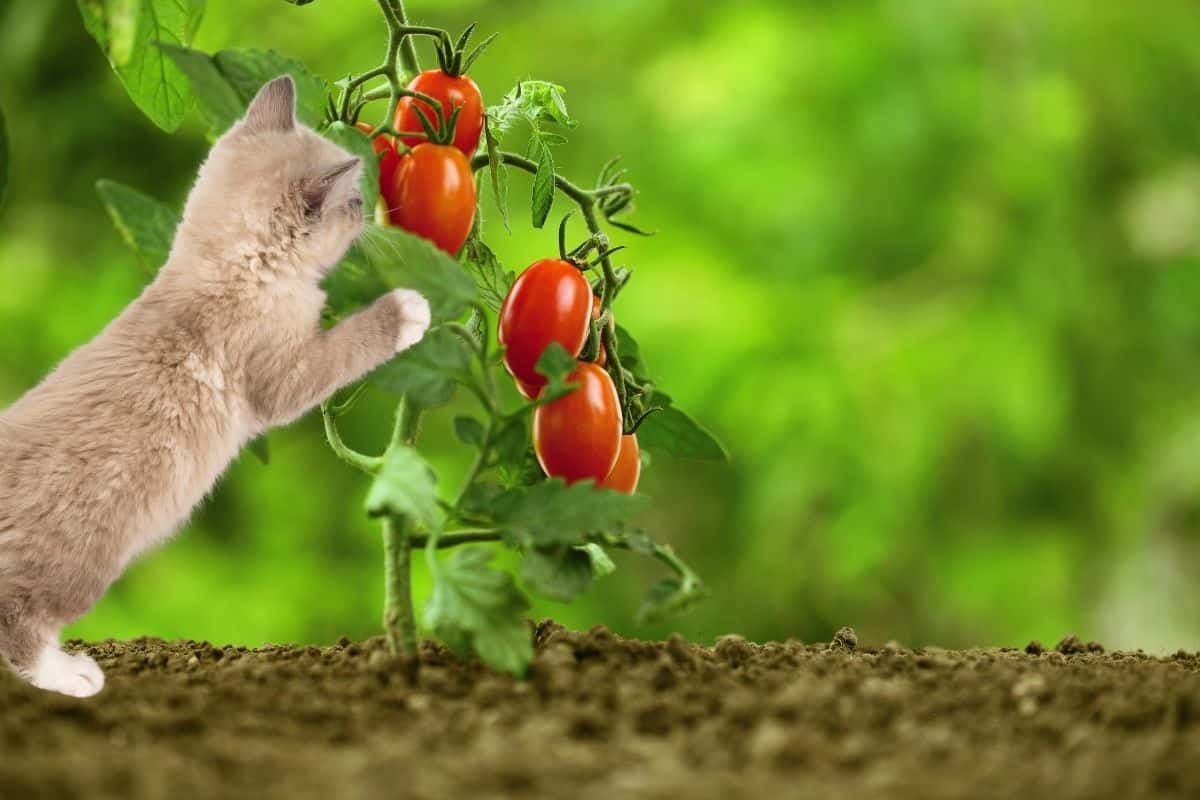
[
  {"x1": 638, "y1": 408, "x2": 727, "y2": 462},
  {"x1": 77, "y1": 0, "x2": 205, "y2": 131},
  {"x1": 521, "y1": 546, "x2": 593, "y2": 602},
  {"x1": 491, "y1": 480, "x2": 647, "y2": 548},
  {"x1": 95, "y1": 179, "x2": 179, "y2": 272},
  {"x1": 486, "y1": 82, "x2": 577, "y2": 228},
  {"x1": 371, "y1": 327, "x2": 472, "y2": 409},
  {"x1": 424, "y1": 547, "x2": 532, "y2": 676},
  {"x1": 365, "y1": 445, "x2": 440, "y2": 530},
  {"x1": 459, "y1": 238, "x2": 513, "y2": 312},
  {"x1": 161, "y1": 45, "x2": 327, "y2": 137}
]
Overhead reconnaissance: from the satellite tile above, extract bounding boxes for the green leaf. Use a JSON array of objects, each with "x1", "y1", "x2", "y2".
[
  {"x1": 339, "y1": 225, "x2": 477, "y2": 321},
  {"x1": 247, "y1": 436, "x2": 270, "y2": 465},
  {"x1": 159, "y1": 43, "x2": 245, "y2": 137},
  {"x1": 638, "y1": 407, "x2": 727, "y2": 462},
  {"x1": 95, "y1": 179, "x2": 180, "y2": 273},
  {"x1": 615, "y1": 324, "x2": 650, "y2": 382},
  {"x1": 492, "y1": 479, "x2": 647, "y2": 548},
  {"x1": 212, "y1": 49, "x2": 326, "y2": 128},
  {"x1": 521, "y1": 546, "x2": 593, "y2": 602},
  {"x1": 636, "y1": 576, "x2": 708, "y2": 625},
  {"x1": 579, "y1": 543, "x2": 616, "y2": 578},
  {"x1": 370, "y1": 327, "x2": 472, "y2": 409},
  {"x1": 364, "y1": 445, "x2": 440, "y2": 529},
  {"x1": 482, "y1": 115, "x2": 510, "y2": 232},
  {"x1": 424, "y1": 547, "x2": 532, "y2": 676},
  {"x1": 78, "y1": 0, "x2": 205, "y2": 132},
  {"x1": 487, "y1": 80, "x2": 577, "y2": 139},
  {"x1": 459, "y1": 237, "x2": 514, "y2": 312},
  {"x1": 453, "y1": 415, "x2": 484, "y2": 448},
  {"x1": 0, "y1": 105, "x2": 8, "y2": 214},
  {"x1": 323, "y1": 121, "x2": 379, "y2": 213},
  {"x1": 535, "y1": 341, "x2": 577, "y2": 395},
  {"x1": 529, "y1": 136, "x2": 555, "y2": 229}
]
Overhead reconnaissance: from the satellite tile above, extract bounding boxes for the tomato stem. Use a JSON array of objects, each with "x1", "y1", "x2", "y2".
[{"x1": 321, "y1": 400, "x2": 383, "y2": 474}]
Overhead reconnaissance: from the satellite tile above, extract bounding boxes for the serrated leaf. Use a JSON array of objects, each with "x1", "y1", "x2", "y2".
[
  {"x1": 453, "y1": 415, "x2": 484, "y2": 448},
  {"x1": 424, "y1": 546, "x2": 532, "y2": 676},
  {"x1": 370, "y1": 327, "x2": 472, "y2": 409},
  {"x1": 338, "y1": 225, "x2": 476, "y2": 321},
  {"x1": 95, "y1": 179, "x2": 179, "y2": 272},
  {"x1": 535, "y1": 341, "x2": 577, "y2": 395},
  {"x1": 0, "y1": 105, "x2": 8, "y2": 214},
  {"x1": 212, "y1": 48, "x2": 327, "y2": 128},
  {"x1": 487, "y1": 80, "x2": 577, "y2": 138},
  {"x1": 530, "y1": 136, "x2": 555, "y2": 229},
  {"x1": 579, "y1": 543, "x2": 616, "y2": 578},
  {"x1": 492, "y1": 479, "x2": 647, "y2": 548},
  {"x1": 637, "y1": 407, "x2": 728, "y2": 462},
  {"x1": 482, "y1": 114, "x2": 510, "y2": 232},
  {"x1": 521, "y1": 546, "x2": 592, "y2": 602},
  {"x1": 364, "y1": 445, "x2": 440, "y2": 528},
  {"x1": 78, "y1": 0, "x2": 205, "y2": 132},
  {"x1": 159, "y1": 43, "x2": 245, "y2": 137},
  {"x1": 322, "y1": 121, "x2": 378, "y2": 213},
  {"x1": 247, "y1": 436, "x2": 270, "y2": 465},
  {"x1": 459, "y1": 237, "x2": 513, "y2": 312}
]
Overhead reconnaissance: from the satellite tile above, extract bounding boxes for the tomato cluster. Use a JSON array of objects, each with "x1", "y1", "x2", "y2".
[
  {"x1": 358, "y1": 68, "x2": 482, "y2": 256},
  {"x1": 499, "y1": 260, "x2": 640, "y2": 493}
]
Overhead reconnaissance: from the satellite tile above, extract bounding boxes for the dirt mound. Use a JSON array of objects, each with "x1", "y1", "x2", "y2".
[{"x1": 1, "y1": 624, "x2": 1198, "y2": 799}]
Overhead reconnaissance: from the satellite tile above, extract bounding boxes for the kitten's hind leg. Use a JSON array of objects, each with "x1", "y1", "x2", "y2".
[{"x1": 0, "y1": 608, "x2": 104, "y2": 698}]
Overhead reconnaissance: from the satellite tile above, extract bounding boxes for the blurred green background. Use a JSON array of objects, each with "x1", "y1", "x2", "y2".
[{"x1": 2, "y1": 0, "x2": 1199, "y2": 653}]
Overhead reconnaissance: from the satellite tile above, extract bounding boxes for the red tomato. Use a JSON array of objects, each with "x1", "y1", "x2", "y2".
[
  {"x1": 498, "y1": 260, "x2": 593, "y2": 393},
  {"x1": 394, "y1": 70, "x2": 485, "y2": 157},
  {"x1": 355, "y1": 122, "x2": 401, "y2": 208},
  {"x1": 533, "y1": 362, "x2": 622, "y2": 484},
  {"x1": 599, "y1": 434, "x2": 640, "y2": 493},
  {"x1": 386, "y1": 143, "x2": 476, "y2": 255}
]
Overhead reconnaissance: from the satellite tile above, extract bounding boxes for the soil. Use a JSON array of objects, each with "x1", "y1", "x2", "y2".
[{"x1": 1, "y1": 624, "x2": 1198, "y2": 800}]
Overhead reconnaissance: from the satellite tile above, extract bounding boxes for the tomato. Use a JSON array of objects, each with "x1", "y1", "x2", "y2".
[
  {"x1": 355, "y1": 121, "x2": 402, "y2": 199},
  {"x1": 394, "y1": 70, "x2": 484, "y2": 157},
  {"x1": 499, "y1": 260, "x2": 593, "y2": 394},
  {"x1": 386, "y1": 143, "x2": 476, "y2": 255},
  {"x1": 599, "y1": 434, "x2": 640, "y2": 493},
  {"x1": 533, "y1": 362, "x2": 622, "y2": 484}
]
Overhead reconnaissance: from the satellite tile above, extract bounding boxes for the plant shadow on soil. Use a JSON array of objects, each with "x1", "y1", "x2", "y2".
[{"x1": 1, "y1": 623, "x2": 1198, "y2": 799}]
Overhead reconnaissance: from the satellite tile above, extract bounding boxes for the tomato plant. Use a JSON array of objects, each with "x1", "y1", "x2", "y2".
[{"x1": 82, "y1": 0, "x2": 727, "y2": 678}]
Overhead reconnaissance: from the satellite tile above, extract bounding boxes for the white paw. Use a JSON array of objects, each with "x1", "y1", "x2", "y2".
[
  {"x1": 391, "y1": 288, "x2": 431, "y2": 353},
  {"x1": 30, "y1": 646, "x2": 106, "y2": 698}
]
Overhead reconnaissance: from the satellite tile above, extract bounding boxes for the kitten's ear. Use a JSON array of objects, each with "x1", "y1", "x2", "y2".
[
  {"x1": 242, "y1": 75, "x2": 296, "y2": 134},
  {"x1": 302, "y1": 158, "x2": 361, "y2": 216}
]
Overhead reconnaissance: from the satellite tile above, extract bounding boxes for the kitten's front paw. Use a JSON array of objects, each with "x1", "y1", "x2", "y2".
[
  {"x1": 30, "y1": 647, "x2": 105, "y2": 698},
  {"x1": 390, "y1": 288, "x2": 431, "y2": 353}
]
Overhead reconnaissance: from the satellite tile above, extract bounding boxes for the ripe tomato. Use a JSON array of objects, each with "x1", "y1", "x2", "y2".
[
  {"x1": 394, "y1": 69, "x2": 484, "y2": 157},
  {"x1": 386, "y1": 143, "x2": 476, "y2": 255},
  {"x1": 599, "y1": 434, "x2": 640, "y2": 493},
  {"x1": 533, "y1": 362, "x2": 622, "y2": 484},
  {"x1": 499, "y1": 260, "x2": 593, "y2": 394},
  {"x1": 355, "y1": 122, "x2": 401, "y2": 212}
]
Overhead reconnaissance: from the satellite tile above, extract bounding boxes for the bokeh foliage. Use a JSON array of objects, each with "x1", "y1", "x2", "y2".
[{"x1": 2, "y1": 0, "x2": 1199, "y2": 652}]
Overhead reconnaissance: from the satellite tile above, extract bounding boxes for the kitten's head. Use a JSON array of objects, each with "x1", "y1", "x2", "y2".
[{"x1": 181, "y1": 75, "x2": 365, "y2": 279}]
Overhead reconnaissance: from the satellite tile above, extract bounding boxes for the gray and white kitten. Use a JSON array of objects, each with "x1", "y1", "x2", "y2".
[{"x1": 0, "y1": 76, "x2": 430, "y2": 697}]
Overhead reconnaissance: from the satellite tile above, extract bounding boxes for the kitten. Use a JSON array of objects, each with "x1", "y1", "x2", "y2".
[{"x1": 0, "y1": 76, "x2": 431, "y2": 697}]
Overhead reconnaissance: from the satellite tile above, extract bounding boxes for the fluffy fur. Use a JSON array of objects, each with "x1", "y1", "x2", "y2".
[{"x1": 0, "y1": 76, "x2": 430, "y2": 697}]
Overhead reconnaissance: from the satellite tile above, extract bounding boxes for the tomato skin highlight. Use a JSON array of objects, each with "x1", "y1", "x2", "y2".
[
  {"x1": 394, "y1": 70, "x2": 485, "y2": 157},
  {"x1": 499, "y1": 260, "x2": 593, "y2": 393},
  {"x1": 387, "y1": 143, "x2": 477, "y2": 255},
  {"x1": 355, "y1": 122, "x2": 401, "y2": 205},
  {"x1": 599, "y1": 434, "x2": 640, "y2": 493},
  {"x1": 533, "y1": 362, "x2": 622, "y2": 484}
]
